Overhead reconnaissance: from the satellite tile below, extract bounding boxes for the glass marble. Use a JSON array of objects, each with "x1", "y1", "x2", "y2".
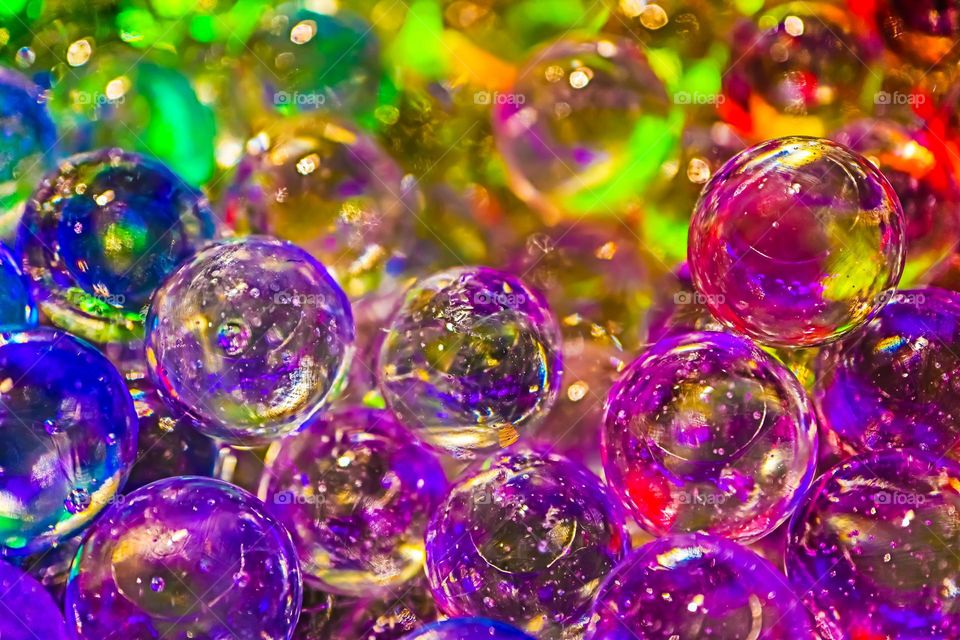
[
  {"x1": 813, "y1": 287, "x2": 960, "y2": 457},
  {"x1": 877, "y1": 0, "x2": 960, "y2": 68},
  {"x1": 145, "y1": 237, "x2": 355, "y2": 446},
  {"x1": 0, "y1": 240, "x2": 36, "y2": 327},
  {"x1": 124, "y1": 370, "x2": 219, "y2": 492},
  {"x1": 603, "y1": 331, "x2": 817, "y2": 542},
  {"x1": 0, "y1": 67, "x2": 57, "y2": 238},
  {"x1": 65, "y1": 476, "x2": 302, "y2": 640},
  {"x1": 721, "y1": 4, "x2": 879, "y2": 140},
  {"x1": 0, "y1": 327, "x2": 138, "y2": 555},
  {"x1": 221, "y1": 114, "x2": 420, "y2": 298},
  {"x1": 588, "y1": 532, "x2": 815, "y2": 639},
  {"x1": 260, "y1": 408, "x2": 448, "y2": 595},
  {"x1": 378, "y1": 266, "x2": 562, "y2": 458},
  {"x1": 18, "y1": 148, "x2": 217, "y2": 343},
  {"x1": 787, "y1": 449, "x2": 960, "y2": 639},
  {"x1": 248, "y1": 3, "x2": 383, "y2": 119},
  {"x1": 301, "y1": 579, "x2": 439, "y2": 640},
  {"x1": 400, "y1": 618, "x2": 534, "y2": 640},
  {"x1": 425, "y1": 448, "x2": 629, "y2": 637},
  {"x1": 831, "y1": 119, "x2": 960, "y2": 284},
  {"x1": 688, "y1": 136, "x2": 906, "y2": 347},
  {"x1": 493, "y1": 35, "x2": 681, "y2": 223},
  {"x1": 0, "y1": 558, "x2": 69, "y2": 640}
]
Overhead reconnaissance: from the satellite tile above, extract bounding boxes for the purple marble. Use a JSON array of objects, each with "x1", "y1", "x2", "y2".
[
  {"x1": 603, "y1": 331, "x2": 817, "y2": 542},
  {"x1": 145, "y1": 236, "x2": 355, "y2": 445},
  {"x1": 787, "y1": 449, "x2": 960, "y2": 639},
  {"x1": 425, "y1": 448, "x2": 629, "y2": 637},
  {"x1": 378, "y1": 266, "x2": 562, "y2": 459},
  {"x1": 260, "y1": 408, "x2": 448, "y2": 596},
  {"x1": 0, "y1": 327, "x2": 138, "y2": 556},
  {"x1": 17, "y1": 148, "x2": 216, "y2": 343},
  {"x1": 587, "y1": 533, "x2": 815, "y2": 639},
  {"x1": 65, "y1": 476, "x2": 302, "y2": 639},
  {"x1": 814, "y1": 287, "x2": 960, "y2": 456},
  {"x1": 400, "y1": 619, "x2": 535, "y2": 640},
  {"x1": 0, "y1": 558, "x2": 69, "y2": 640},
  {"x1": 688, "y1": 136, "x2": 905, "y2": 347}
]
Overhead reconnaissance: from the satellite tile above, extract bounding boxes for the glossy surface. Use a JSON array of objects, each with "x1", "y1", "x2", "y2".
[
  {"x1": 787, "y1": 450, "x2": 960, "y2": 639},
  {"x1": 0, "y1": 328, "x2": 138, "y2": 555},
  {"x1": 603, "y1": 331, "x2": 817, "y2": 542},
  {"x1": 588, "y1": 533, "x2": 815, "y2": 639},
  {"x1": 0, "y1": 558, "x2": 69, "y2": 639},
  {"x1": 814, "y1": 287, "x2": 960, "y2": 456},
  {"x1": 379, "y1": 267, "x2": 561, "y2": 459},
  {"x1": 0, "y1": 67, "x2": 57, "y2": 238},
  {"x1": 260, "y1": 408, "x2": 447, "y2": 595},
  {"x1": 65, "y1": 476, "x2": 302, "y2": 639},
  {"x1": 689, "y1": 136, "x2": 905, "y2": 347},
  {"x1": 18, "y1": 148, "x2": 216, "y2": 343},
  {"x1": 425, "y1": 449, "x2": 629, "y2": 637},
  {"x1": 0, "y1": 241, "x2": 36, "y2": 327},
  {"x1": 222, "y1": 114, "x2": 419, "y2": 298},
  {"x1": 400, "y1": 618, "x2": 535, "y2": 640},
  {"x1": 493, "y1": 36, "x2": 680, "y2": 222},
  {"x1": 145, "y1": 237, "x2": 355, "y2": 445}
]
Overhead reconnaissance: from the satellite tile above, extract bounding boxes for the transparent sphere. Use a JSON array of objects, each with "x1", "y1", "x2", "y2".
[
  {"x1": 722, "y1": 4, "x2": 878, "y2": 140},
  {"x1": 222, "y1": 114, "x2": 419, "y2": 298},
  {"x1": 247, "y1": 3, "x2": 382, "y2": 118},
  {"x1": 18, "y1": 148, "x2": 217, "y2": 343},
  {"x1": 814, "y1": 287, "x2": 960, "y2": 457},
  {"x1": 877, "y1": 0, "x2": 960, "y2": 68},
  {"x1": 378, "y1": 266, "x2": 562, "y2": 458},
  {"x1": 124, "y1": 371, "x2": 218, "y2": 492},
  {"x1": 493, "y1": 36, "x2": 680, "y2": 223},
  {"x1": 145, "y1": 237, "x2": 355, "y2": 446},
  {"x1": 0, "y1": 327, "x2": 138, "y2": 555},
  {"x1": 0, "y1": 67, "x2": 57, "y2": 238},
  {"x1": 588, "y1": 533, "x2": 816, "y2": 639},
  {"x1": 436, "y1": 0, "x2": 608, "y2": 62},
  {"x1": 425, "y1": 448, "x2": 629, "y2": 637},
  {"x1": 603, "y1": 331, "x2": 817, "y2": 542},
  {"x1": 401, "y1": 619, "x2": 535, "y2": 640},
  {"x1": 65, "y1": 476, "x2": 302, "y2": 640},
  {"x1": 688, "y1": 136, "x2": 906, "y2": 347},
  {"x1": 787, "y1": 450, "x2": 960, "y2": 639},
  {"x1": 259, "y1": 408, "x2": 448, "y2": 595},
  {"x1": 831, "y1": 119, "x2": 960, "y2": 284},
  {"x1": 0, "y1": 241, "x2": 36, "y2": 327},
  {"x1": 0, "y1": 558, "x2": 69, "y2": 639}
]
